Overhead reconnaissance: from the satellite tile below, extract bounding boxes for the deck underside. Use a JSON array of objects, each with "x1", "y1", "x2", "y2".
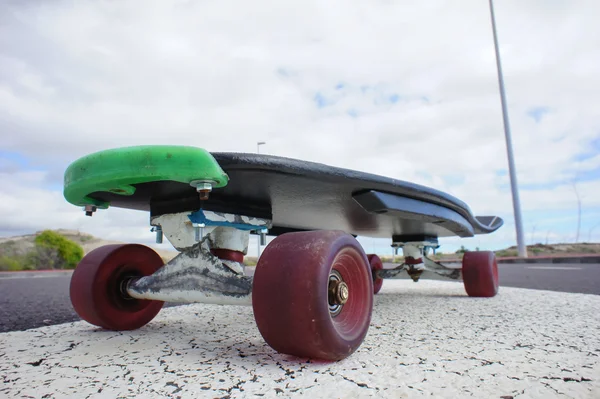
[{"x1": 87, "y1": 152, "x2": 503, "y2": 240}]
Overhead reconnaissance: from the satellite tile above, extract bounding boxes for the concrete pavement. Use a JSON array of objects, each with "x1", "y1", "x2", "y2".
[{"x1": 1, "y1": 280, "x2": 598, "y2": 398}]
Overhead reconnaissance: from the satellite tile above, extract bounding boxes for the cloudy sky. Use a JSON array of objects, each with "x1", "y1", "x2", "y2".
[{"x1": 1, "y1": 0, "x2": 599, "y2": 256}]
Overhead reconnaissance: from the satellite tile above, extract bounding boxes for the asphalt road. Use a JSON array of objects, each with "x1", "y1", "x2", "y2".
[{"x1": 1, "y1": 262, "x2": 598, "y2": 333}]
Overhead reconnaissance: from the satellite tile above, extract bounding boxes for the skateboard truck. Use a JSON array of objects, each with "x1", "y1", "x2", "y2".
[
  {"x1": 120, "y1": 210, "x2": 272, "y2": 306},
  {"x1": 125, "y1": 228, "x2": 253, "y2": 306},
  {"x1": 379, "y1": 238, "x2": 461, "y2": 282}
]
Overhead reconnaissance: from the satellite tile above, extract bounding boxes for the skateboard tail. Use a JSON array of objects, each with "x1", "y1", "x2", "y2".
[{"x1": 63, "y1": 145, "x2": 229, "y2": 209}]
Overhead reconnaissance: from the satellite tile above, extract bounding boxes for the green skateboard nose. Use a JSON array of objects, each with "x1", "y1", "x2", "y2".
[{"x1": 63, "y1": 145, "x2": 229, "y2": 209}]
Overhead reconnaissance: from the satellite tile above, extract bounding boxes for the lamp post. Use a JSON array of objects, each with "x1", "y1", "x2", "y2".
[
  {"x1": 488, "y1": 0, "x2": 527, "y2": 258},
  {"x1": 257, "y1": 141, "x2": 266, "y2": 154},
  {"x1": 256, "y1": 141, "x2": 266, "y2": 258}
]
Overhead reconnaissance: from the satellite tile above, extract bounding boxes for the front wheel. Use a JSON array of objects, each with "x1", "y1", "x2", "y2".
[
  {"x1": 252, "y1": 230, "x2": 374, "y2": 361},
  {"x1": 70, "y1": 244, "x2": 165, "y2": 330}
]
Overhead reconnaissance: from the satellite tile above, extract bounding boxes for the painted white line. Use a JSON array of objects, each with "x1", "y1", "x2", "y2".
[
  {"x1": 526, "y1": 266, "x2": 583, "y2": 270},
  {"x1": 1, "y1": 280, "x2": 599, "y2": 398}
]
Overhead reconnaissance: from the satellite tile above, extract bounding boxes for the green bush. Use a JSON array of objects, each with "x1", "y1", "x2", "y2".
[
  {"x1": 243, "y1": 257, "x2": 258, "y2": 267},
  {"x1": 495, "y1": 249, "x2": 518, "y2": 257},
  {"x1": 455, "y1": 245, "x2": 469, "y2": 254},
  {"x1": 34, "y1": 230, "x2": 84, "y2": 269},
  {"x1": 80, "y1": 235, "x2": 92, "y2": 243},
  {"x1": 0, "y1": 254, "x2": 36, "y2": 271},
  {"x1": 0, "y1": 256, "x2": 21, "y2": 271}
]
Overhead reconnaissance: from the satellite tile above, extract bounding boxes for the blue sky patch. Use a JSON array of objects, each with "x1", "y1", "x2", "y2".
[
  {"x1": 0, "y1": 151, "x2": 64, "y2": 191},
  {"x1": 442, "y1": 174, "x2": 465, "y2": 186},
  {"x1": 573, "y1": 136, "x2": 600, "y2": 162},
  {"x1": 310, "y1": 81, "x2": 417, "y2": 113},
  {"x1": 573, "y1": 166, "x2": 600, "y2": 182},
  {"x1": 276, "y1": 67, "x2": 294, "y2": 78},
  {"x1": 521, "y1": 181, "x2": 564, "y2": 191},
  {"x1": 519, "y1": 206, "x2": 600, "y2": 243},
  {"x1": 527, "y1": 106, "x2": 550, "y2": 123},
  {"x1": 415, "y1": 171, "x2": 432, "y2": 181},
  {"x1": 519, "y1": 166, "x2": 600, "y2": 191},
  {"x1": 0, "y1": 150, "x2": 30, "y2": 167},
  {"x1": 314, "y1": 92, "x2": 334, "y2": 108}
]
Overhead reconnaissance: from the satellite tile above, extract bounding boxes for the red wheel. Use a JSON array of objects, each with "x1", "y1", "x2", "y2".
[
  {"x1": 252, "y1": 230, "x2": 373, "y2": 361},
  {"x1": 367, "y1": 254, "x2": 384, "y2": 294},
  {"x1": 70, "y1": 244, "x2": 165, "y2": 330},
  {"x1": 462, "y1": 251, "x2": 499, "y2": 297}
]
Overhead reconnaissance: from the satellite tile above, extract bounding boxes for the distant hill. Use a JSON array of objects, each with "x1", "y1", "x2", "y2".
[
  {"x1": 0, "y1": 229, "x2": 179, "y2": 263},
  {"x1": 378, "y1": 242, "x2": 600, "y2": 263},
  {"x1": 494, "y1": 242, "x2": 600, "y2": 257}
]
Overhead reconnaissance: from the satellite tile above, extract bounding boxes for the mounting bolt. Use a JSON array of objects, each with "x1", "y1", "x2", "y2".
[
  {"x1": 154, "y1": 226, "x2": 163, "y2": 244},
  {"x1": 260, "y1": 231, "x2": 267, "y2": 246},
  {"x1": 84, "y1": 205, "x2": 97, "y2": 217},
  {"x1": 194, "y1": 223, "x2": 205, "y2": 241},
  {"x1": 190, "y1": 180, "x2": 214, "y2": 200}
]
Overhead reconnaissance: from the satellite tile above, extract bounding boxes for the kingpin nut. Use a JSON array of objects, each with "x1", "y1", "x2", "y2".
[{"x1": 190, "y1": 180, "x2": 214, "y2": 200}]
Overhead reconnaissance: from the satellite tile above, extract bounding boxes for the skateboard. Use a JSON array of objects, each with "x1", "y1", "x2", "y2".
[{"x1": 64, "y1": 145, "x2": 502, "y2": 361}]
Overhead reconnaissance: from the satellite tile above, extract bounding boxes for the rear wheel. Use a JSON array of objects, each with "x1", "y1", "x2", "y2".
[
  {"x1": 252, "y1": 230, "x2": 374, "y2": 361},
  {"x1": 70, "y1": 244, "x2": 165, "y2": 330},
  {"x1": 462, "y1": 251, "x2": 499, "y2": 297}
]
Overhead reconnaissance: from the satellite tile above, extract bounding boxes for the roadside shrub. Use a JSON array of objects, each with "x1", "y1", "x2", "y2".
[
  {"x1": 0, "y1": 256, "x2": 21, "y2": 271},
  {"x1": 495, "y1": 249, "x2": 518, "y2": 257},
  {"x1": 244, "y1": 257, "x2": 258, "y2": 267},
  {"x1": 455, "y1": 245, "x2": 469, "y2": 254},
  {"x1": 0, "y1": 254, "x2": 36, "y2": 271},
  {"x1": 34, "y1": 230, "x2": 84, "y2": 269}
]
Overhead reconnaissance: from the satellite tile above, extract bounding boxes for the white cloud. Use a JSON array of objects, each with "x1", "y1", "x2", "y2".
[{"x1": 1, "y1": 0, "x2": 600, "y2": 253}]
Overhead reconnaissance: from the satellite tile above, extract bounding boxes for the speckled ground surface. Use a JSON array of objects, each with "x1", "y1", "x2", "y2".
[{"x1": 1, "y1": 280, "x2": 599, "y2": 398}]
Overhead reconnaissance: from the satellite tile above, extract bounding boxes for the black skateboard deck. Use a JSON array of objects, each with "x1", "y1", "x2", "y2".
[{"x1": 80, "y1": 152, "x2": 502, "y2": 241}]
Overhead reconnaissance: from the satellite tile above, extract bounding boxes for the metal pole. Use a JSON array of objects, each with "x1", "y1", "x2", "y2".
[
  {"x1": 256, "y1": 141, "x2": 266, "y2": 257},
  {"x1": 488, "y1": 0, "x2": 527, "y2": 258}
]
